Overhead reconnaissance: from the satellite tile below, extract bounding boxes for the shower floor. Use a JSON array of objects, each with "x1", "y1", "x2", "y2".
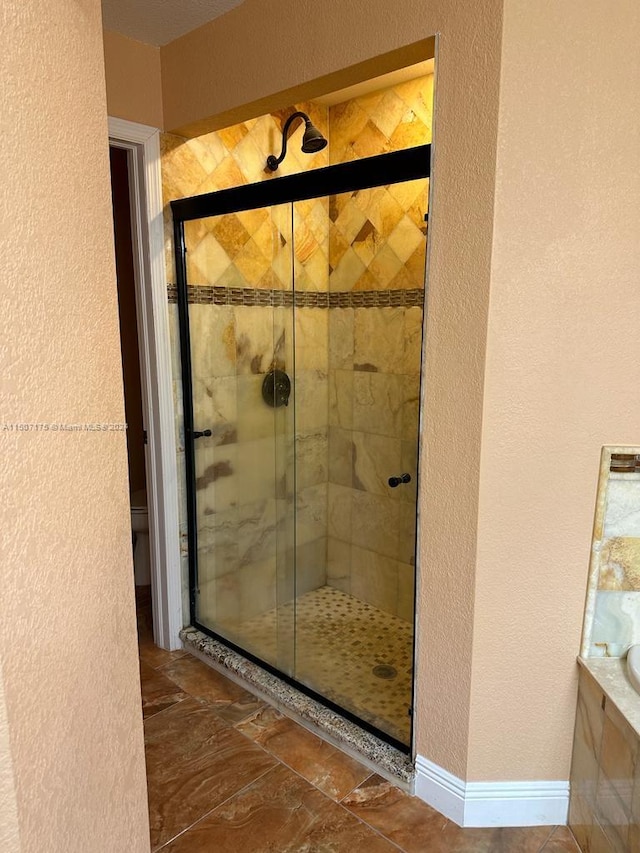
[{"x1": 228, "y1": 586, "x2": 413, "y2": 745}]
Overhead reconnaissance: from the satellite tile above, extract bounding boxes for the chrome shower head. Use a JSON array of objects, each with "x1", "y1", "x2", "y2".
[{"x1": 266, "y1": 111, "x2": 327, "y2": 172}]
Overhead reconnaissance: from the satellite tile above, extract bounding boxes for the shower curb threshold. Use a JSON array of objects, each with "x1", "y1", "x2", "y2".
[{"x1": 180, "y1": 627, "x2": 415, "y2": 791}]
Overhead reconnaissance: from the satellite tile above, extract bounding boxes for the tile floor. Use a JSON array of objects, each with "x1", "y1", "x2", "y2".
[
  {"x1": 137, "y1": 595, "x2": 580, "y2": 852},
  {"x1": 227, "y1": 585, "x2": 414, "y2": 744}
]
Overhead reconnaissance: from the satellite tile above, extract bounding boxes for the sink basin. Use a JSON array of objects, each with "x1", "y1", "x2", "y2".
[{"x1": 627, "y1": 645, "x2": 640, "y2": 695}]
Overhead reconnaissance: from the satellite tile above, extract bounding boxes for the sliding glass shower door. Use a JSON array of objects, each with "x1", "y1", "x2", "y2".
[
  {"x1": 181, "y1": 202, "x2": 297, "y2": 676},
  {"x1": 173, "y1": 146, "x2": 430, "y2": 750}
]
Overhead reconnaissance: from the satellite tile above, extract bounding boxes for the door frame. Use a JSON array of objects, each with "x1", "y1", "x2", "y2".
[{"x1": 108, "y1": 117, "x2": 183, "y2": 650}]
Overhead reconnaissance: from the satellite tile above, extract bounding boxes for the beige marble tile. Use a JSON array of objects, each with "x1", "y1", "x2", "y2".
[
  {"x1": 236, "y1": 375, "x2": 277, "y2": 442},
  {"x1": 294, "y1": 369, "x2": 329, "y2": 432},
  {"x1": 352, "y1": 372, "x2": 404, "y2": 438},
  {"x1": 352, "y1": 431, "x2": 402, "y2": 497},
  {"x1": 328, "y1": 426, "x2": 353, "y2": 489},
  {"x1": 330, "y1": 245, "x2": 367, "y2": 291},
  {"x1": 211, "y1": 212, "x2": 251, "y2": 258},
  {"x1": 231, "y1": 132, "x2": 268, "y2": 183},
  {"x1": 369, "y1": 89, "x2": 409, "y2": 140},
  {"x1": 296, "y1": 483, "x2": 328, "y2": 547},
  {"x1": 189, "y1": 305, "x2": 236, "y2": 379},
  {"x1": 568, "y1": 790, "x2": 595, "y2": 853},
  {"x1": 591, "y1": 590, "x2": 640, "y2": 655},
  {"x1": 234, "y1": 500, "x2": 278, "y2": 570},
  {"x1": 195, "y1": 442, "x2": 238, "y2": 514},
  {"x1": 192, "y1": 375, "x2": 237, "y2": 446},
  {"x1": 596, "y1": 774, "x2": 630, "y2": 851},
  {"x1": 369, "y1": 244, "x2": 404, "y2": 289},
  {"x1": 234, "y1": 306, "x2": 281, "y2": 376},
  {"x1": 238, "y1": 557, "x2": 277, "y2": 620},
  {"x1": 329, "y1": 225, "x2": 351, "y2": 272},
  {"x1": 327, "y1": 537, "x2": 351, "y2": 594},
  {"x1": 386, "y1": 176, "x2": 428, "y2": 215},
  {"x1": 403, "y1": 305, "x2": 424, "y2": 374},
  {"x1": 197, "y1": 505, "x2": 240, "y2": 581},
  {"x1": 187, "y1": 232, "x2": 232, "y2": 285},
  {"x1": 295, "y1": 307, "x2": 328, "y2": 371},
  {"x1": 351, "y1": 490, "x2": 400, "y2": 560},
  {"x1": 329, "y1": 99, "x2": 371, "y2": 164},
  {"x1": 213, "y1": 571, "x2": 242, "y2": 626},
  {"x1": 296, "y1": 245, "x2": 330, "y2": 293},
  {"x1": 328, "y1": 308, "x2": 354, "y2": 370},
  {"x1": 601, "y1": 700, "x2": 639, "y2": 809},
  {"x1": 604, "y1": 478, "x2": 640, "y2": 538},
  {"x1": 599, "y1": 537, "x2": 640, "y2": 591},
  {"x1": 351, "y1": 546, "x2": 399, "y2": 615},
  {"x1": 329, "y1": 369, "x2": 353, "y2": 429},
  {"x1": 295, "y1": 537, "x2": 328, "y2": 595},
  {"x1": 386, "y1": 214, "x2": 425, "y2": 264},
  {"x1": 571, "y1": 679, "x2": 604, "y2": 811},
  {"x1": 357, "y1": 186, "x2": 404, "y2": 237},
  {"x1": 354, "y1": 308, "x2": 404, "y2": 374},
  {"x1": 294, "y1": 428, "x2": 328, "y2": 490},
  {"x1": 327, "y1": 483, "x2": 353, "y2": 543},
  {"x1": 235, "y1": 437, "x2": 279, "y2": 505}
]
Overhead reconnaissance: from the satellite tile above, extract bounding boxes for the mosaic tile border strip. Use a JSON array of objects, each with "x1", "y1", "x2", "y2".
[
  {"x1": 167, "y1": 284, "x2": 424, "y2": 308},
  {"x1": 610, "y1": 454, "x2": 640, "y2": 473}
]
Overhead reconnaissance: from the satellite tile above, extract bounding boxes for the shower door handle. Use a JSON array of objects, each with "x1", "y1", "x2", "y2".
[
  {"x1": 388, "y1": 473, "x2": 411, "y2": 488},
  {"x1": 192, "y1": 429, "x2": 212, "y2": 440}
]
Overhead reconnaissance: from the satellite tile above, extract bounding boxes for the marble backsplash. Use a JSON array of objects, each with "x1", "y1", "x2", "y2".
[
  {"x1": 163, "y1": 74, "x2": 433, "y2": 629},
  {"x1": 582, "y1": 448, "x2": 640, "y2": 658}
]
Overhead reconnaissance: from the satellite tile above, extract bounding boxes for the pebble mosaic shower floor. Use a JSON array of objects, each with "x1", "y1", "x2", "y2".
[{"x1": 225, "y1": 586, "x2": 414, "y2": 745}]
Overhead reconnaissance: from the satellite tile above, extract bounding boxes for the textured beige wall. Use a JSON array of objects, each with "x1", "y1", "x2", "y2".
[
  {"x1": 0, "y1": 0, "x2": 150, "y2": 849},
  {"x1": 469, "y1": 0, "x2": 640, "y2": 781},
  {"x1": 160, "y1": 0, "x2": 504, "y2": 779},
  {"x1": 103, "y1": 29, "x2": 163, "y2": 128}
]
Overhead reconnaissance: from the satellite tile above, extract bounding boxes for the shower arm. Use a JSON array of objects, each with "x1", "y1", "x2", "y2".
[{"x1": 266, "y1": 112, "x2": 309, "y2": 172}]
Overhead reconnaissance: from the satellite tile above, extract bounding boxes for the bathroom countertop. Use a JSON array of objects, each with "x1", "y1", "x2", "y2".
[{"x1": 578, "y1": 656, "x2": 640, "y2": 738}]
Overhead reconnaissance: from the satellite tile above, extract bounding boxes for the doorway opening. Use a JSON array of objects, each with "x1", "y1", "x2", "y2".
[
  {"x1": 109, "y1": 146, "x2": 153, "y2": 625},
  {"x1": 107, "y1": 120, "x2": 183, "y2": 654}
]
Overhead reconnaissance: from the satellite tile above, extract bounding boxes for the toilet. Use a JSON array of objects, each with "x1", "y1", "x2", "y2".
[{"x1": 131, "y1": 489, "x2": 151, "y2": 586}]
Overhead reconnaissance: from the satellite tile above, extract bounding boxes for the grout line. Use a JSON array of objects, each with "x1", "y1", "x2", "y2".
[
  {"x1": 339, "y1": 771, "x2": 374, "y2": 803},
  {"x1": 536, "y1": 824, "x2": 567, "y2": 852},
  {"x1": 151, "y1": 651, "x2": 188, "y2": 670},
  {"x1": 142, "y1": 695, "x2": 191, "y2": 723},
  {"x1": 152, "y1": 763, "x2": 280, "y2": 852},
  {"x1": 231, "y1": 707, "x2": 378, "y2": 805}
]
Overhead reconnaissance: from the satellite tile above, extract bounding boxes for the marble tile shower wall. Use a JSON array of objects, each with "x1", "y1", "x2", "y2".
[
  {"x1": 583, "y1": 449, "x2": 640, "y2": 658},
  {"x1": 162, "y1": 76, "x2": 433, "y2": 626},
  {"x1": 162, "y1": 104, "x2": 330, "y2": 624},
  {"x1": 324, "y1": 77, "x2": 431, "y2": 620}
]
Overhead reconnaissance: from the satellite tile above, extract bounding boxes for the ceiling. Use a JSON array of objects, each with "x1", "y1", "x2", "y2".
[{"x1": 101, "y1": 0, "x2": 246, "y2": 47}]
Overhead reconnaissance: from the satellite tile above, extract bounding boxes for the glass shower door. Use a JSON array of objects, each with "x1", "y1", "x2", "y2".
[
  {"x1": 291, "y1": 178, "x2": 428, "y2": 746},
  {"x1": 182, "y1": 202, "x2": 296, "y2": 674},
  {"x1": 172, "y1": 143, "x2": 431, "y2": 752}
]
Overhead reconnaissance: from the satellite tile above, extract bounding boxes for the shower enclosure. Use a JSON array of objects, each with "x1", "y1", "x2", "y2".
[{"x1": 172, "y1": 145, "x2": 430, "y2": 750}]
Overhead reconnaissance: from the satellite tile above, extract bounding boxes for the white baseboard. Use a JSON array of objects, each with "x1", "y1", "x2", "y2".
[{"x1": 414, "y1": 756, "x2": 569, "y2": 828}]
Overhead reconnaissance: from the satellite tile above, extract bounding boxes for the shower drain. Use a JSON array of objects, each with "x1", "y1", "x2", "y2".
[{"x1": 372, "y1": 664, "x2": 397, "y2": 680}]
